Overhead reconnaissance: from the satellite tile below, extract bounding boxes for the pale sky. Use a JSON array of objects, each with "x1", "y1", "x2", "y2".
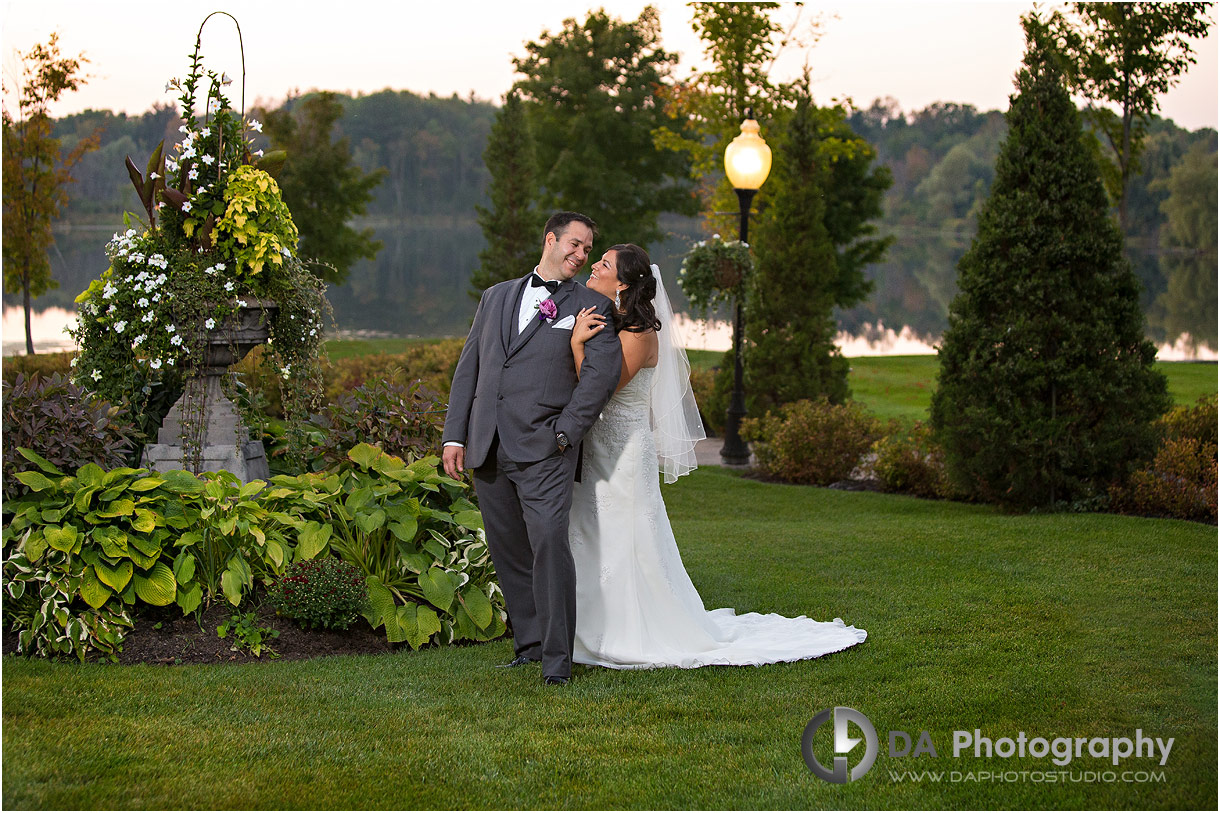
[{"x1": 3, "y1": 1, "x2": 1217, "y2": 130}]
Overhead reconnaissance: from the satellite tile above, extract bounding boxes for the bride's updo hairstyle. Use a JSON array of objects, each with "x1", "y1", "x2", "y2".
[{"x1": 608, "y1": 243, "x2": 662, "y2": 334}]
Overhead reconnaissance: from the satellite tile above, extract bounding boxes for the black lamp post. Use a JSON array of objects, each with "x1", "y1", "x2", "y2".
[{"x1": 720, "y1": 110, "x2": 772, "y2": 466}]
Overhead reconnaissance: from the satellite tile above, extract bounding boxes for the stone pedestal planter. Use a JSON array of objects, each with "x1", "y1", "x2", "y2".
[{"x1": 141, "y1": 300, "x2": 277, "y2": 483}]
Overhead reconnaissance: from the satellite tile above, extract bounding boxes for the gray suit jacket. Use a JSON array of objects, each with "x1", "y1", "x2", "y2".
[{"x1": 443, "y1": 273, "x2": 622, "y2": 469}]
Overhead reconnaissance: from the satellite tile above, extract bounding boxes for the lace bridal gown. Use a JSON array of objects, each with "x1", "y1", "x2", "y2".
[{"x1": 569, "y1": 366, "x2": 867, "y2": 669}]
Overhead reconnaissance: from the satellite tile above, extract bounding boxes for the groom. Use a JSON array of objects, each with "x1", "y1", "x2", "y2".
[{"x1": 442, "y1": 211, "x2": 621, "y2": 685}]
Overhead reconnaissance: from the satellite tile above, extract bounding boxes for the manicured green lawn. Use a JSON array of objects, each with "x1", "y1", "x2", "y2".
[
  {"x1": 847, "y1": 356, "x2": 1215, "y2": 425},
  {"x1": 4, "y1": 469, "x2": 1214, "y2": 809}
]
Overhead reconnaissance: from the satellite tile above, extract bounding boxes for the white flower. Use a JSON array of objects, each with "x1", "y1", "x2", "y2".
[
  {"x1": 106, "y1": 304, "x2": 116, "y2": 315},
  {"x1": 188, "y1": 168, "x2": 199, "y2": 180},
  {"x1": 152, "y1": 293, "x2": 161, "y2": 303},
  {"x1": 142, "y1": 312, "x2": 155, "y2": 323},
  {"x1": 149, "y1": 359, "x2": 162, "y2": 370},
  {"x1": 201, "y1": 154, "x2": 215, "y2": 166},
  {"x1": 170, "y1": 334, "x2": 182, "y2": 346},
  {"x1": 254, "y1": 149, "x2": 264, "y2": 158},
  {"x1": 69, "y1": 356, "x2": 79, "y2": 367},
  {"x1": 309, "y1": 328, "x2": 317, "y2": 336},
  {"x1": 166, "y1": 324, "x2": 176, "y2": 333},
  {"x1": 280, "y1": 365, "x2": 291, "y2": 380},
  {"x1": 102, "y1": 282, "x2": 117, "y2": 299},
  {"x1": 224, "y1": 281, "x2": 235, "y2": 292},
  {"x1": 207, "y1": 98, "x2": 221, "y2": 115},
  {"x1": 181, "y1": 201, "x2": 193, "y2": 213},
  {"x1": 166, "y1": 80, "x2": 180, "y2": 93},
  {"x1": 221, "y1": 72, "x2": 233, "y2": 86},
  {"x1": 712, "y1": 233, "x2": 720, "y2": 240},
  {"x1": 237, "y1": 299, "x2": 247, "y2": 308},
  {"x1": 178, "y1": 124, "x2": 188, "y2": 133},
  {"x1": 205, "y1": 318, "x2": 216, "y2": 329},
  {"x1": 149, "y1": 172, "x2": 160, "y2": 180},
  {"x1": 249, "y1": 119, "x2": 263, "y2": 133},
  {"x1": 130, "y1": 253, "x2": 145, "y2": 264},
  {"x1": 214, "y1": 263, "x2": 226, "y2": 271},
  {"x1": 137, "y1": 297, "x2": 149, "y2": 308},
  {"x1": 91, "y1": 369, "x2": 102, "y2": 381},
  {"x1": 165, "y1": 358, "x2": 175, "y2": 366},
  {"x1": 181, "y1": 145, "x2": 196, "y2": 160},
  {"x1": 114, "y1": 320, "x2": 127, "y2": 333},
  {"x1": 148, "y1": 253, "x2": 168, "y2": 269},
  {"x1": 133, "y1": 334, "x2": 145, "y2": 346}
]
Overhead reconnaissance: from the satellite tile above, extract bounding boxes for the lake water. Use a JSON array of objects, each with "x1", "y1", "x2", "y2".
[
  {"x1": 4, "y1": 220, "x2": 1215, "y2": 361},
  {"x1": 5, "y1": 304, "x2": 1214, "y2": 362}
]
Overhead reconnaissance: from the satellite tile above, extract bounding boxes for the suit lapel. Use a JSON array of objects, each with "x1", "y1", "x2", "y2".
[
  {"x1": 501, "y1": 274, "x2": 531, "y2": 355},
  {"x1": 508, "y1": 279, "x2": 576, "y2": 358}
]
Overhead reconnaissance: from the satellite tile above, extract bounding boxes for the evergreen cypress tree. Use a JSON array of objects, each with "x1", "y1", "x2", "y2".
[
  {"x1": 930, "y1": 15, "x2": 1171, "y2": 509},
  {"x1": 746, "y1": 78, "x2": 849, "y2": 410},
  {"x1": 469, "y1": 90, "x2": 538, "y2": 299}
]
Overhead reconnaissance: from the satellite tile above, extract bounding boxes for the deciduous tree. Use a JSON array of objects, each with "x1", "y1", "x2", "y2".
[
  {"x1": 2, "y1": 34, "x2": 97, "y2": 354},
  {"x1": 513, "y1": 6, "x2": 696, "y2": 249},
  {"x1": 260, "y1": 92, "x2": 387, "y2": 284},
  {"x1": 1049, "y1": 2, "x2": 1214, "y2": 232}
]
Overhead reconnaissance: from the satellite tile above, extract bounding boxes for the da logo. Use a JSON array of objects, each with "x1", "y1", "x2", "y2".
[{"x1": 802, "y1": 706, "x2": 879, "y2": 783}]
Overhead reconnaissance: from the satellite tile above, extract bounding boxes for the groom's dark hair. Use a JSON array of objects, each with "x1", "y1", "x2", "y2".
[{"x1": 542, "y1": 211, "x2": 598, "y2": 247}]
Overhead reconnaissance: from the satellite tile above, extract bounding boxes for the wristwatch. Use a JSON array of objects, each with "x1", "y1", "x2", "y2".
[{"x1": 556, "y1": 432, "x2": 571, "y2": 452}]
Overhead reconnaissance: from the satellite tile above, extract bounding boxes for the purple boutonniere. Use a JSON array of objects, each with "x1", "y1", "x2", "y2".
[{"x1": 537, "y1": 299, "x2": 558, "y2": 321}]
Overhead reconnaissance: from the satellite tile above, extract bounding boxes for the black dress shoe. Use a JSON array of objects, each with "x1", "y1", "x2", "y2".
[
  {"x1": 543, "y1": 676, "x2": 569, "y2": 685},
  {"x1": 496, "y1": 655, "x2": 540, "y2": 668}
]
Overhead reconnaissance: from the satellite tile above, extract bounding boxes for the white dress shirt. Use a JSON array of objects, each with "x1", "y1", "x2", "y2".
[{"x1": 519, "y1": 267, "x2": 556, "y2": 334}]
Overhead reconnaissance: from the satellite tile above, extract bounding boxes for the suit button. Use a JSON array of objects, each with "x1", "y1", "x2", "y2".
[{"x1": 498, "y1": 394, "x2": 504, "y2": 400}]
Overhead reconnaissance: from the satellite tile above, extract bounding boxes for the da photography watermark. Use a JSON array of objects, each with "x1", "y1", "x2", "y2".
[
  {"x1": 802, "y1": 709, "x2": 1174, "y2": 785},
  {"x1": 801, "y1": 706, "x2": 879, "y2": 783}
]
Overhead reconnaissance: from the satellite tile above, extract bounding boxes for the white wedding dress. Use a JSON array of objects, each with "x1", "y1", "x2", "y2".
[{"x1": 570, "y1": 366, "x2": 867, "y2": 669}]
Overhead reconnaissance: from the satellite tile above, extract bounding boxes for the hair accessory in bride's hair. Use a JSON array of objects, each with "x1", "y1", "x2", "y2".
[{"x1": 648, "y1": 264, "x2": 706, "y2": 482}]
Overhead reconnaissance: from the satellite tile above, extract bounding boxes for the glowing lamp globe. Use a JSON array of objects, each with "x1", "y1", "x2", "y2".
[{"x1": 724, "y1": 116, "x2": 772, "y2": 190}]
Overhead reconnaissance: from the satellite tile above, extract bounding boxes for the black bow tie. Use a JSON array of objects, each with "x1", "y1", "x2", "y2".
[{"x1": 531, "y1": 274, "x2": 561, "y2": 293}]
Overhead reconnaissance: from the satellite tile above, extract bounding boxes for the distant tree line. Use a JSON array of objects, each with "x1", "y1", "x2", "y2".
[{"x1": 12, "y1": 52, "x2": 1216, "y2": 350}]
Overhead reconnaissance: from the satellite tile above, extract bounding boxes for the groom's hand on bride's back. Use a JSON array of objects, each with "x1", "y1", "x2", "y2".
[{"x1": 442, "y1": 445, "x2": 465, "y2": 480}]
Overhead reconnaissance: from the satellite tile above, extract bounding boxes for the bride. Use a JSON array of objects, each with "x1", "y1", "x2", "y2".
[{"x1": 566, "y1": 243, "x2": 867, "y2": 669}]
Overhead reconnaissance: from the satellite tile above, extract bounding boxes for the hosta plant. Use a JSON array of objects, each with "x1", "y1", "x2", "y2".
[{"x1": 263, "y1": 443, "x2": 504, "y2": 649}]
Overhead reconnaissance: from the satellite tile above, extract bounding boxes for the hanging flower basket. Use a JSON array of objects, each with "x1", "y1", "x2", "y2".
[{"x1": 678, "y1": 234, "x2": 754, "y2": 314}]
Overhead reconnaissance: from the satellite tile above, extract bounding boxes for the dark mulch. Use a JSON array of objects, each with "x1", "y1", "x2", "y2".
[{"x1": 3, "y1": 599, "x2": 397, "y2": 666}]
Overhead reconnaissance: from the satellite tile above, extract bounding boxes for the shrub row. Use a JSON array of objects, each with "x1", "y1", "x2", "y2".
[
  {"x1": 741, "y1": 395, "x2": 1215, "y2": 523},
  {"x1": 2, "y1": 443, "x2": 502, "y2": 661},
  {"x1": 233, "y1": 340, "x2": 463, "y2": 419},
  {"x1": 1109, "y1": 396, "x2": 1217, "y2": 523}
]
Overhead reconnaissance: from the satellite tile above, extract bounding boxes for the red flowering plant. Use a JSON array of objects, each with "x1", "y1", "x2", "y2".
[{"x1": 268, "y1": 557, "x2": 369, "y2": 631}]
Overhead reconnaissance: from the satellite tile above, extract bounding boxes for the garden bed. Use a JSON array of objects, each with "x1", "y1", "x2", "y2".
[{"x1": 3, "y1": 598, "x2": 396, "y2": 666}]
